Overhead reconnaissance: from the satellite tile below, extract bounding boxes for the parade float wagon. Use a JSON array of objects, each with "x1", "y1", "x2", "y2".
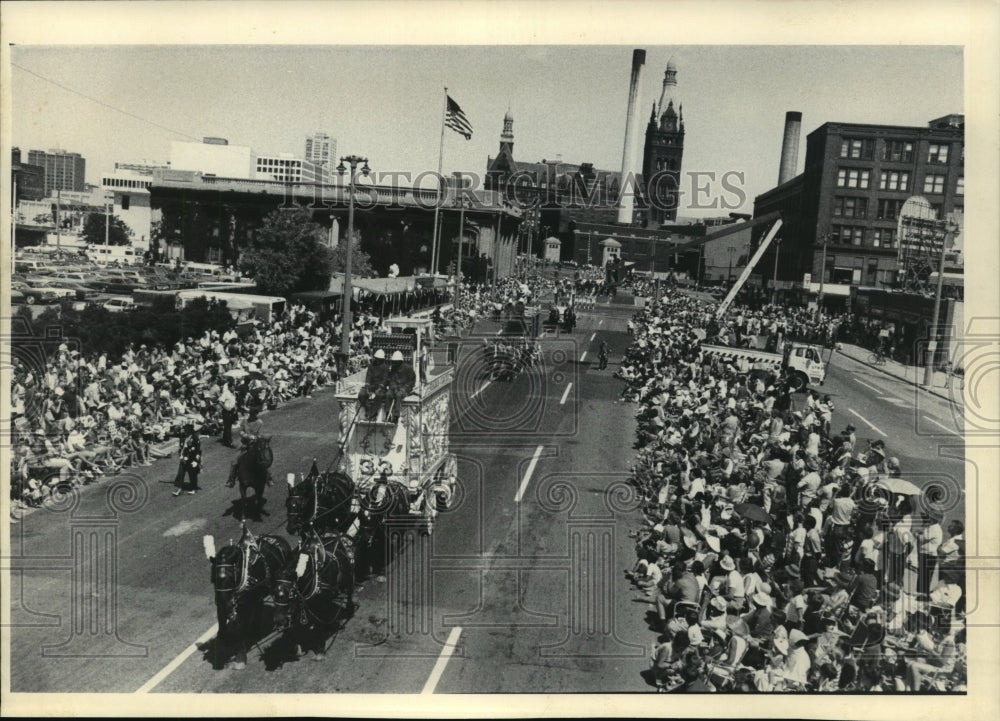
[{"x1": 334, "y1": 317, "x2": 457, "y2": 534}]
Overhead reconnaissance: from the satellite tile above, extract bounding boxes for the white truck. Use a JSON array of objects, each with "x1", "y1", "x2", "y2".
[{"x1": 701, "y1": 341, "x2": 826, "y2": 391}]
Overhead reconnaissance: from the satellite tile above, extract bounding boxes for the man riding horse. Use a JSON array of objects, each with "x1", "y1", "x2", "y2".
[{"x1": 227, "y1": 408, "x2": 273, "y2": 488}]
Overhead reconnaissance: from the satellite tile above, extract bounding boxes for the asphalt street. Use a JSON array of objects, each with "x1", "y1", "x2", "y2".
[{"x1": 6, "y1": 301, "x2": 967, "y2": 694}]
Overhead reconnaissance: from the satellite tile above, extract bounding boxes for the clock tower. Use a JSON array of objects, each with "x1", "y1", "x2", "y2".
[{"x1": 642, "y1": 58, "x2": 685, "y2": 227}]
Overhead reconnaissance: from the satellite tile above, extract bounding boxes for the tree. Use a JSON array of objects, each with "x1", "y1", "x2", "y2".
[
  {"x1": 330, "y1": 235, "x2": 375, "y2": 280},
  {"x1": 240, "y1": 206, "x2": 346, "y2": 296},
  {"x1": 81, "y1": 212, "x2": 132, "y2": 246}
]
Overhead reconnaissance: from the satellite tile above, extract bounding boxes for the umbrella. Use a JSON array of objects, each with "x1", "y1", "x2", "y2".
[
  {"x1": 224, "y1": 369, "x2": 248, "y2": 379},
  {"x1": 877, "y1": 477, "x2": 923, "y2": 496},
  {"x1": 733, "y1": 502, "x2": 772, "y2": 524}
]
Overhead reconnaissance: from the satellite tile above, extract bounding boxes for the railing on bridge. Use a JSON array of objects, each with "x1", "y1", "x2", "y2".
[{"x1": 192, "y1": 175, "x2": 518, "y2": 215}]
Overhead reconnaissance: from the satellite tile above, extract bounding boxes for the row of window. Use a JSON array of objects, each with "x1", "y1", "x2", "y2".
[
  {"x1": 829, "y1": 225, "x2": 898, "y2": 248},
  {"x1": 837, "y1": 168, "x2": 963, "y2": 195},
  {"x1": 102, "y1": 178, "x2": 151, "y2": 189},
  {"x1": 833, "y1": 196, "x2": 963, "y2": 222},
  {"x1": 257, "y1": 159, "x2": 303, "y2": 167},
  {"x1": 822, "y1": 266, "x2": 897, "y2": 287},
  {"x1": 840, "y1": 137, "x2": 954, "y2": 164}
]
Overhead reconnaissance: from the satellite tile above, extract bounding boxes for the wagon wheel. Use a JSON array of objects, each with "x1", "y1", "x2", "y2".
[{"x1": 432, "y1": 459, "x2": 456, "y2": 513}]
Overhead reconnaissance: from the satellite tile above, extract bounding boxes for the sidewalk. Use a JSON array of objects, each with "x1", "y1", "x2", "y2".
[{"x1": 834, "y1": 343, "x2": 962, "y2": 406}]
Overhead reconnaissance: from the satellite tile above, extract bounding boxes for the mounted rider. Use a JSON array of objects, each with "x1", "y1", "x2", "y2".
[{"x1": 226, "y1": 407, "x2": 273, "y2": 487}]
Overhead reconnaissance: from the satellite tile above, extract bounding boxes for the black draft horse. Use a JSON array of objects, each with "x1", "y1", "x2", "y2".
[
  {"x1": 285, "y1": 461, "x2": 356, "y2": 537},
  {"x1": 354, "y1": 475, "x2": 412, "y2": 583},
  {"x1": 205, "y1": 525, "x2": 291, "y2": 670},
  {"x1": 234, "y1": 436, "x2": 273, "y2": 520},
  {"x1": 272, "y1": 527, "x2": 356, "y2": 661}
]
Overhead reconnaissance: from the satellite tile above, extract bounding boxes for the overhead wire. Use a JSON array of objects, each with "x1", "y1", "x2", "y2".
[{"x1": 11, "y1": 61, "x2": 202, "y2": 142}]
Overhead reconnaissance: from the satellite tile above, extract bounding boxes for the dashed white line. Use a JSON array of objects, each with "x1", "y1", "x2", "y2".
[
  {"x1": 848, "y1": 408, "x2": 887, "y2": 437},
  {"x1": 598, "y1": 319, "x2": 603, "y2": 325},
  {"x1": 580, "y1": 351, "x2": 588, "y2": 363},
  {"x1": 515, "y1": 445, "x2": 545, "y2": 503},
  {"x1": 589, "y1": 332, "x2": 596, "y2": 342},
  {"x1": 136, "y1": 623, "x2": 218, "y2": 693},
  {"x1": 924, "y1": 415, "x2": 960, "y2": 435},
  {"x1": 470, "y1": 380, "x2": 492, "y2": 400},
  {"x1": 559, "y1": 382, "x2": 573, "y2": 405},
  {"x1": 854, "y1": 378, "x2": 882, "y2": 393},
  {"x1": 420, "y1": 626, "x2": 463, "y2": 694}
]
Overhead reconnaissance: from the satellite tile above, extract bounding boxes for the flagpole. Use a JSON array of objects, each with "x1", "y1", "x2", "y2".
[{"x1": 431, "y1": 86, "x2": 448, "y2": 276}]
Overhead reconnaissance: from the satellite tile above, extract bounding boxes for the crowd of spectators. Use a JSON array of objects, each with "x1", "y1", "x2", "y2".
[
  {"x1": 10, "y1": 268, "x2": 566, "y2": 512},
  {"x1": 9, "y1": 302, "x2": 396, "y2": 509},
  {"x1": 618, "y1": 290, "x2": 967, "y2": 693}
]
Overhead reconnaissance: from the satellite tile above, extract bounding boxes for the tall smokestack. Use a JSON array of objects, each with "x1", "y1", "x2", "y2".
[
  {"x1": 778, "y1": 111, "x2": 802, "y2": 185},
  {"x1": 618, "y1": 49, "x2": 646, "y2": 225}
]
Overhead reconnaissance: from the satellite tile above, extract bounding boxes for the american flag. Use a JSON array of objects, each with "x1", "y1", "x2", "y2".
[{"x1": 445, "y1": 95, "x2": 473, "y2": 139}]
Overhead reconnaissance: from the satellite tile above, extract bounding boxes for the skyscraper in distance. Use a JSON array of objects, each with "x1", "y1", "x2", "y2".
[
  {"x1": 27, "y1": 148, "x2": 87, "y2": 195},
  {"x1": 304, "y1": 132, "x2": 337, "y2": 168}
]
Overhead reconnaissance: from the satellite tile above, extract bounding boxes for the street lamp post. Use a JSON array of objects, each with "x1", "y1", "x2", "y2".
[
  {"x1": 336, "y1": 154, "x2": 370, "y2": 369},
  {"x1": 727, "y1": 244, "x2": 737, "y2": 284},
  {"x1": 922, "y1": 220, "x2": 958, "y2": 387}
]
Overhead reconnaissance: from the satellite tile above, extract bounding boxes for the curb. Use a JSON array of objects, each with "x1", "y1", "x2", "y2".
[{"x1": 835, "y1": 349, "x2": 960, "y2": 406}]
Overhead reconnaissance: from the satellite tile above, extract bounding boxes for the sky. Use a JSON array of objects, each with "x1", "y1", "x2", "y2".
[{"x1": 10, "y1": 45, "x2": 962, "y2": 217}]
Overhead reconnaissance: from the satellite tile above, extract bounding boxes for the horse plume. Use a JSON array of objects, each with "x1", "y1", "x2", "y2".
[{"x1": 203, "y1": 535, "x2": 216, "y2": 560}]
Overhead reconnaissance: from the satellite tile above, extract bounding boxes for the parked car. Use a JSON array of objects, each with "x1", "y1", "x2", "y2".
[
  {"x1": 103, "y1": 297, "x2": 137, "y2": 313},
  {"x1": 48, "y1": 279, "x2": 102, "y2": 300},
  {"x1": 11, "y1": 281, "x2": 66, "y2": 305}
]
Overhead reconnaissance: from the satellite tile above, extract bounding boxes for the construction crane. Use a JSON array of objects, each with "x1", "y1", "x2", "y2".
[{"x1": 714, "y1": 218, "x2": 782, "y2": 319}]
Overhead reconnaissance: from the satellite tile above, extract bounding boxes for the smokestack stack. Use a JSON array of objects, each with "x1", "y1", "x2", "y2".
[
  {"x1": 618, "y1": 49, "x2": 646, "y2": 225},
  {"x1": 778, "y1": 111, "x2": 802, "y2": 185}
]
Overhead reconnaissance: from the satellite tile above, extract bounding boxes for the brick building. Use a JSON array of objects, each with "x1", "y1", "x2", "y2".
[{"x1": 753, "y1": 114, "x2": 964, "y2": 299}]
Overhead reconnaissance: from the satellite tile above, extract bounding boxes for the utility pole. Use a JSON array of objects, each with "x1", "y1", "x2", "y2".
[
  {"x1": 770, "y1": 237, "x2": 781, "y2": 305},
  {"x1": 10, "y1": 175, "x2": 16, "y2": 274},
  {"x1": 816, "y1": 233, "x2": 829, "y2": 320},
  {"x1": 922, "y1": 220, "x2": 957, "y2": 387},
  {"x1": 455, "y1": 202, "x2": 465, "y2": 308},
  {"x1": 56, "y1": 188, "x2": 62, "y2": 256},
  {"x1": 105, "y1": 194, "x2": 111, "y2": 247}
]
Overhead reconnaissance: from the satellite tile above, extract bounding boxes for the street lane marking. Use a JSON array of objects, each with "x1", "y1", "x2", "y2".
[
  {"x1": 848, "y1": 408, "x2": 887, "y2": 437},
  {"x1": 924, "y1": 415, "x2": 960, "y2": 435},
  {"x1": 470, "y1": 381, "x2": 492, "y2": 400},
  {"x1": 136, "y1": 623, "x2": 218, "y2": 693},
  {"x1": 162, "y1": 519, "x2": 207, "y2": 537},
  {"x1": 580, "y1": 351, "x2": 588, "y2": 363},
  {"x1": 854, "y1": 378, "x2": 882, "y2": 393},
  {"x1": 598, "y1": 319, "x2": 603, "y2": 325},
  {"x1": 877, "y1": 395, "x2": 909, "y2": 407},
  {"x1": 421, "y1": 626, "x2": 463, "y2": 694},
  {"x1": 590, "y1": 332, "x2": 596, "y2": 342},
  {"x1": 515, "y1": 445, "x2": 545, "y2": 503},
  {"x1": 559, "y1": 382, "x2": 573, "y2": 405}
]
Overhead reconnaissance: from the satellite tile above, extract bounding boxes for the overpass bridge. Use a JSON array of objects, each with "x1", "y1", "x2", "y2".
[{"x1": 149, "y1": 173, "x2": 524, "y2": 279}]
